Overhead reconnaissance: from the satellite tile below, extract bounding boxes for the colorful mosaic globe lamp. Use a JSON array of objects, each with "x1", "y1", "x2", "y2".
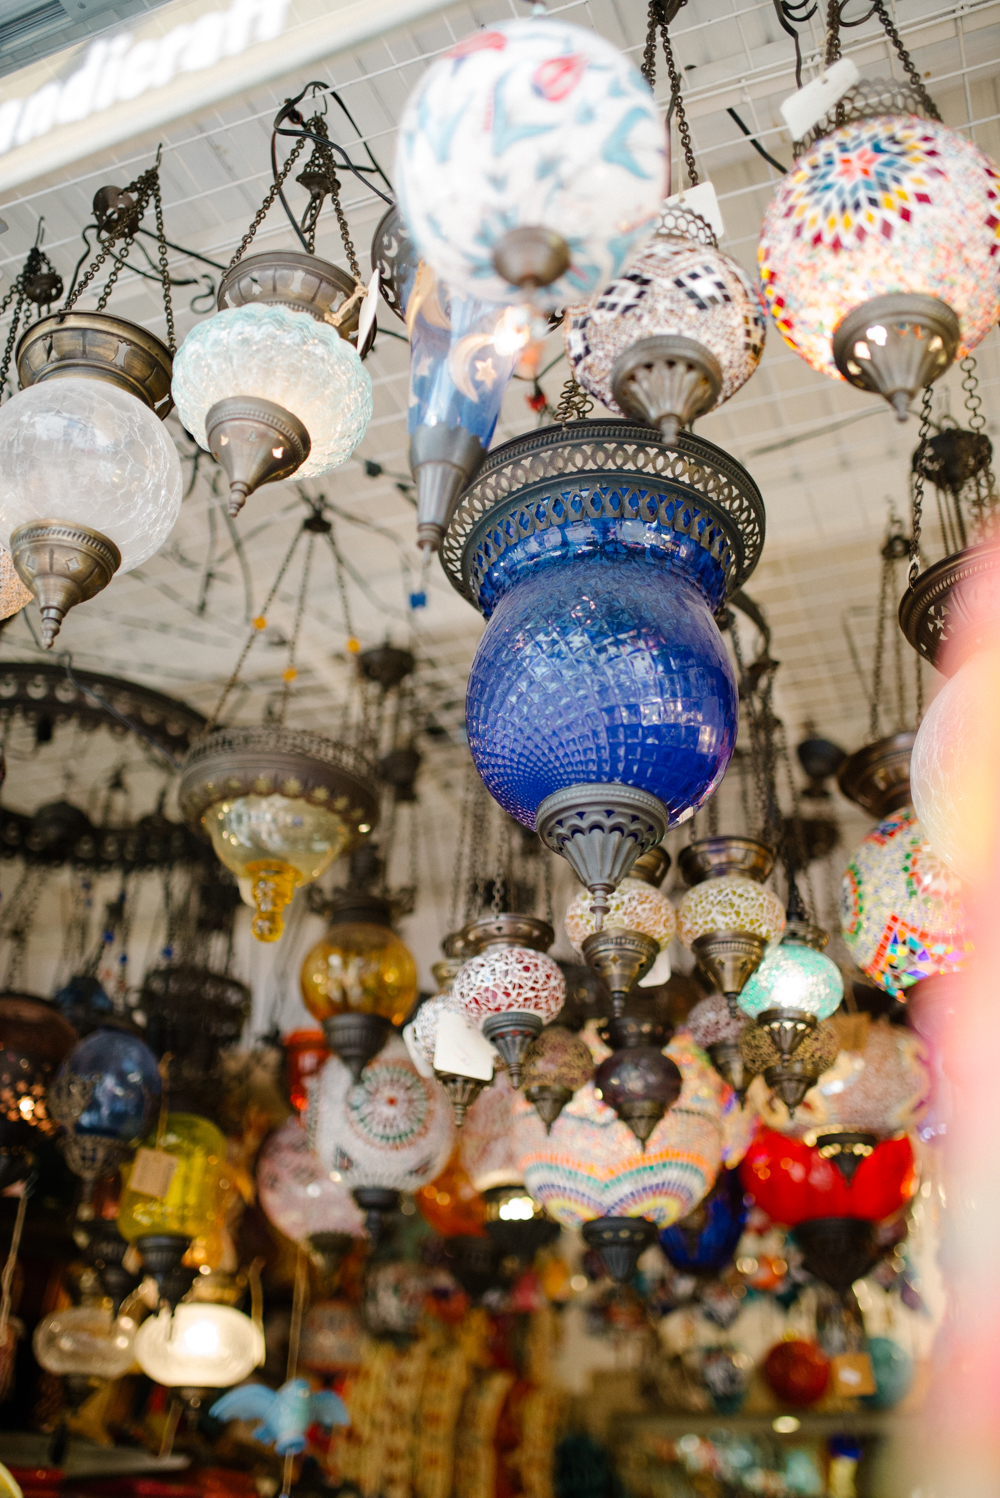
[
  {"x1": 451, "y1": 915, "x2": 565, "y2": 1088},
  {"x1": 445, "y1": 424, "x2": 763, "y2": 932},
  {"x1": 395, "y1": 16, "x2": 665, "y2": 311},
  {"x1": 678, "y1": 837, "x2": 785, "y2": 1009},
  {"x1": 256, "y1": 1116, "x2": 364, "y2": 1274},
  {"x1": 758, "y1": 82, "x2": 1000, "y2": 418}
]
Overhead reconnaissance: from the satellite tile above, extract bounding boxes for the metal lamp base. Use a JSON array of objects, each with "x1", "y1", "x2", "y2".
[
  {"x1": 409, "y1": 424, "x2": 486, "y2": 553},
  {"x1": 482, "y1": 1010, "x2": 543, "y2": 1088},
  {"x1": 306, "y1": 1230, "x2": 357, "y2": 1276},
  {"x1": 706, "y1": 1038, "x2": 752, "y2": 1102},
  {"x1": 763, "y1": 1058, "x2": 819, "y2": 1115},
  {"x1": 524, "y1": 1082, "x2": 574, "y2": 1132},
  {"x1": 833, "y1": 293, "x2": 959, "y2": 419},
  {"x1": 814, "y1": 1130, "x2": 878, "y2": 1185},
  {"x1": 353, "y1": 1185, "x2": 400, "y2": 1242},
  {"x1": 581, "y1": 1216, "x2": 657, "y2": 1284},
  {"x1": 581, "y1": 928, "x2": 659, "y2": 1016},
  {"x1": 691, "y1": 930, "x2": 768, "y2": 1007},
  {"x1": 135, "y1": 1233, "x2": 195, "y2": 1310},
  {"x1": 535, "y1": 783, "x2": 669, "y2": 928},
  {"x1": 611, "y1": 334, "x2": 722, "y2": 445},
  {"x1": 206, "y1": 396, "x2": 311, "y2": 516},
  {"x1": 322, "y1": 1012, "x2": 390, "y2": 1082},
  {"x1": 491, "y1": 226, "x2": 571, "y2": 290},
  {"x1": 793, "y1": 1217, "x2": 879, "y2": 1294},
  {"x1": 436, "y1": 1071, "x2": 488, "y2": 1126},
  {"x1": 836, "y1": 730, "x2": 916, "y2": 820},
  {"x1": 10, "y1": 520, "x2": 120, "y2": 649},
  {"x1": 678, "y1": 836, "x2": 775, "y2": 886},
  {"x1": 757, "y1": 1007, "x2": 818, "y2": 1060}
]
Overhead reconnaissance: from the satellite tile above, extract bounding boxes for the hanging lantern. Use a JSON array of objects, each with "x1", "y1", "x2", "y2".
[
  {"x1": 738, "y1": 1016, "x2": 840, "y2": 1118},
  {"x1": 565, "y1": 845, "x2": 676, "y2": 1000},
  {"x1": 677, "y1": 838, "x2": 784, "y2": 1008},
  {"x1": 406, "y1": 940, "x2": 494, "y2": 1126},
  {"x1": 257, "y1": 1116, "x2": 365, "y2": 1272},
  {"x1": 686, "y1": 992, "x2": 752, "y2": 1099},
  {"x1": 758, "y1": 77, "x2": 1000, "y2": 417},
  {"x1": 0, "y1": 165, "x2": 183, "y2": 646},
  {"x1": 840, "y1": 803, "x2": 971, "y2": 997},
  {"x1": 300, "y1": 891, "x2": 418, "y2": 1080},
  {"x1": 521, "y1": 1025, "x2": 594, "y2": 1131},
  {"x1": 179, "y1": 727, "x2": 379, "y2": 943},
  {"x1": 451, "y1": 915, "x2": 565, "y2": 1086},
  {"x1": 135, "y1": 1303, "x2": 264, "y2": 1388},
  {"x1": 567, "y1": 202, "x2": 766, "y2": 443},
  {"x1": 395, "y1": 16, "x2": 665, "y2": 310},
  {"x1": 658, "y1": 1166, "x2": 748, "y2": 1276},
  {"x1": 49, "y1": 1026, "x2": 161, "y2": 1207},
  {"x1": 84, "y1": 1219, "x2": 140, "y2": 1315},
  {"x1": 593, "y1": 1012, "x2": 682, "y2": 1146},
  {"x1": 763, "y1": 1340, "x2": 830, "y2": 1408},
  {"x1": 33, "y1": 1304, "x2": 138, "y2": 1381},
  {"x1": 445, "y1": 423, "x2": 762, "y2": 921},
  {"x1": 415, "y1": 1149, "x2": 487, "y2": 1238},
  {"x1": 751, "y1": 1017, "x2": 930, "y2": 1181},
  {"x1": 116, "y1": 1112, "x2": 228, "y2": 1307},
  {"x1": 309, "y1": 1035, "x2": 454, "y2": 1239},
  {"x1": 0, "y1": 994, "x2": 77, "y2": 1188}
]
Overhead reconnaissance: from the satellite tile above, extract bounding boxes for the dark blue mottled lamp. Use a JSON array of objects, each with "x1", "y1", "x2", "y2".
[
  {"x1": 50, "y1": 1026, "x2": 161, "y2": 1210},
  {"x1": 442, "y1": 419, "x2": 764, "y2": 935}
]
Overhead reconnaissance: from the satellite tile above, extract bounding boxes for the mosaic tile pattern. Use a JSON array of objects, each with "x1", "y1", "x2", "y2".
[
  {"x1": 452, "y1": 945, "x2": 566, "y2": 1025},
  {"x1": 738, "y1": 942, "x2": 843, "y2": 1021},
  {"x1": 564, "y1": 876, "x2": 676, "y2": 953},
  {"x1": 678, "y1": 874, "x2": 786, "y2": 946}
]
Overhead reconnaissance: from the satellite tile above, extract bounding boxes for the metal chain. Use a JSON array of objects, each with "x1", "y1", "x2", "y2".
[
  {"x1": 659, "y1": 26, "x2": 699, "y2": 188},
  {"x1": 824, "y1": 0, "x2": 842, "y2": 65},
  {"x1": 0, "y1": 287, "x2": 26, "y2": 399},
  {"x1": 327, "y1": 529, "x2": 357, "y2": 642},
  {"x1": 228, "y1": 134, "x2": 309, "y2": 271},
  {"x1": 870, "y1": 549, "x2": 891, "y2": 740},
  {"x1": 869, "y1": 0, "x2": 942, "y2": 120},
  {"x1": 640, "y1": 2, "x2": 660, "y2": 85},
  {"x1": 297, "y1": 116, "x2": 362, "y2": 279},
  {"x1": 490, "y1": 809, "x2": 507, "y2": 917},
  {"x1": 542, "y1": 846, "x2": 554, "y2": 927},
  {"x1": 908, "y1": 386, "x2": 934, "y2": 584},
  {"x1": 278, "y1": 531, "x2": 316, "y2": 726},
  {"x1": 552, "y1": 377, "x2": 594, "y2": 424},
  {"x1": 328, "y1": 173, "x2": 361, "y2": 282},
  {"x1": 151, "y1": 171, "x2": 176, "y2": 354},
  {"x1": 63, "y1": 161, "x2": 158, "y2": 313},
  {"x1": 914, "y1": 647, "x2": 924, "y2": 723},
  {"x1": 961, "y1": 354, "x2": 998, "y2": 524},
  {"x1": 728, "y1": 616, "x2": 772, "y2": 842}
]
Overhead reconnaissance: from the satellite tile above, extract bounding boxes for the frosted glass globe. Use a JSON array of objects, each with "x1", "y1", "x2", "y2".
[
  {"x1": 171, "y1": 304, "x2": 372, "y2": 478},
  {"x1": 134, "y1": 1304, "x2": 264, "y2": 1387},
  {"x1": 33, "y1": 1306, "x2": 137, "y2": 1378},
  {"x1": 0, "y1": 378, "x2": 182, "y2": 570}
]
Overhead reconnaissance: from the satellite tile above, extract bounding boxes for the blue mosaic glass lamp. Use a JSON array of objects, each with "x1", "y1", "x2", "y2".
[
  {"x1": 442, "y1": 419, "x2": 765, "y2": 925},
  {"x1": 659, "y1": 1165, "x2": 748, "y2": 1276},
  {"x1": 50, "y1": 1026, "x2": 162, "y2": 1206}
]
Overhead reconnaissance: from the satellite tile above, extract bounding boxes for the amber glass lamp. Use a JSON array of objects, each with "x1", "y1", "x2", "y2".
[{"x1": 301, "y1": 892, "x2": 417, "y2": 1080}]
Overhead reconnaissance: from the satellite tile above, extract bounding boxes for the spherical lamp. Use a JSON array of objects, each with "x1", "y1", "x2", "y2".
[
  {"x1": 861, "y1": 1336, "x2": 914, "y2": 1410},
  {"x1": 686, "y1": 992, "x2": 752, "y2": 1099},
  {"x1": 256, "y1": 1116, "x2": 364, "y2": 1272},
  {"x1": 134, "y1": 1303, "x2": 264, "y2": 1387},
  {"x1": 763, "y1": 1339, "x2": 830, "y2": 1407},
  {"x1": 49, "y1": 1026, "x2": 161, "y2": 1205},
  {"x1": 658, "y1": 1166, "x2": 748, "y2": 1276},
  {"x1": 567, "y1": 204, "x2": 766, "y2": 444},
  {"x1": 301, "y1": 892, "x2": 418, "y2": 1079},
  {"x1": 0, "y1": 994, "x2": 77, "y2": 1189},
  {"x1": 739, "y1": 1017, "x2": 840, "y2": 1118},
  {"x1": 395, "y1": 16, "x2": 665, "y2": 310},
  {"x1": 758, "y1": 98, "x2": 1000, "y2": 416},
  {"x1": 521, "y1": 1025, "x2": 594, "y2": 1131},
  {"x1": 33, "y1": 1304, "x2": 138, "y2": 1380},
  {"x1": 451, "y1": 915, "x2": 565, "y2": 1086},
  {"x1": 0, "y1": 314, "x2": 182, "y2": 645},
  {"x1": 171, "y1": 254, "x2": 372, "y2": 515},
  {"x1": 840, "y1": 803, "x2": 971, "y2": 996}
]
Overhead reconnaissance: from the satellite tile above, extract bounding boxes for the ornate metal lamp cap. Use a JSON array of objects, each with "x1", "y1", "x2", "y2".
[
  {"x1": 782, "y1": 881, "x2": 829, "y2": 951},
  {"x1": 481, "y1": 1010, "x2": 544, "y2": 1088},
  {"x1": 811, "y1": 1130, "x2": 878, "y2": 1185},
  {"x1": 17, "y1": 312, "x2": 173, "y2": 417},
  {"x1": 205, "y1": 397, "x2": 311, "y2": 517},
  {"x1": 581, "y1": 929, "x2": 659, "y2": 1017},
  {"x1": 837, "y1": 731, "x2": 916, "y2": 820},
  {"x1": 536, "y1": 782, "x2": 669, "y2": 928},
  {"x1": 524, "y1": 1082, "x2": 574, "y2": 1132},
  {"x1": 832, "y1": 293, "x2": 959, "y2": 419},
  {"x1": 322, "y1": 1012, "x2": 389, "y2": 1081},
  {"x1": 436, "y1": 1072, "x2": 488, "y2": 1126},
  {"x1": 10, "y1": 521, "x2": 121, "y2": 651},
  {"x1": 442, "y1": 929, "x2": 473, "y2": 962},
  {"x1": 431, "y1": 957, "x2": 464, "y2": 990},
  {"x1": 678, "y1": 836, "x2": 775, "y2": 886},
  {"x1": 611, "y1": 334, "x2": 722, "y2": 446},
  {"x1": 463, "y1": 913, "x2": 554, "y2": 954},
  {"x1": 352, "y1": 1185, "x2": 400, "y2": 1242},
  {"x1": 629, "y1": 845, "x2": 672, "y2": 888},
  {"x1": 706, "y1": 1038, "x2": 752, "y2": 1102},
  {"x1": 793, "y1": 1216, "x2": 879, "y2": 1294},
  {"x1": 218, "y1": 251, "x2": 361, "y2": 339},
  {"x1": 324, "y1": 891, "x2": 394, "y2": 928},
  {"x1": 756, "y1": 1007, "x2": 819, "y2": 1060},
  {"x1": 691, "y1": 930, "x2": 768, "y2": 1003},
  {"x1": 580, "y1": 1216, "x2": 658, "y2": 1284},
  {"x1": 370, "y1": 204, "x2": 417, "y2": 324},
  {"x1": 899, "y1": 543, "x2": 1000, "y2": 674},
  {"x1": 491, "y1": 226, "x2": 571, "y2": 290},
  {"x1": 794, "y1": 77, "x2": 933, "y2": 156},
  {"x1": 409, "y1": 424, "x2": 487, "y2": 555}
]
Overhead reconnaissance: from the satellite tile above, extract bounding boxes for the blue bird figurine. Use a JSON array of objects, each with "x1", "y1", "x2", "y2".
[{"x1": 210, "y1": 1376, "x2": 348, "y2": 1455}]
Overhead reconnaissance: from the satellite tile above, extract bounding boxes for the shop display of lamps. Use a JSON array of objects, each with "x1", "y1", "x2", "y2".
[
  {"x1": 677, "y1": 838, "x2": 785, "y2": 1011},
  {"x1": 309, "y1": 1035, "x2": 454, "y2": 1239},
  {"x1": 521, "y1": 1025, "x2": 594, "y2": 1131},
  {"x1": 300, "y1": 890, "x2": 418, "y2": 1079},
  {"x1": 0, "y1": 994, "x2": 77, "y2": 1189},
  {"x1": 451, "y1": 915, "x2": 565, "y2": 1086},
  {"x1": 49, "y1": 1026, "x2": 161, "y2": 1210},
  {"x1": 758, "y1": 68, "x2": 1000, "y2": 416},
  {"x1": 444, "y1": 422, "x2": 763, "y2": 926},
  {"x1": 179, "y1": 727, "x2": 379, "y2": 944},
  {"x1": 395, "y1": 15, "x2": 665, "y2": 311},
  {"x1": 256, "y1": 1115, "x2": 365, "y2": 1272},
  {"x1": 406, "y1": 935, "x2": 495, "y2": 1125}
]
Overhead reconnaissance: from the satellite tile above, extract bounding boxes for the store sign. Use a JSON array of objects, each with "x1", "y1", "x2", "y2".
[{"x1": 0, "y1": 0, "x2": 289, "y2": 156}]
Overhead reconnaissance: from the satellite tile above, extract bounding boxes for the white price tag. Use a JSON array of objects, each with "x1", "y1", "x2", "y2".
[
  {"x1": 128, "y1": 1147, "x2": 178, "y2": 1199},
  {"x1": 781, "y1": 57, "x2": 860, "y2": 141},
  {"x1": 356, "y1": 268, "x2": 380, "y2": 356},
  {"x1": 638, "y1": 947, "x2": 672, "y2": 989},
  {"x1": 665, "y1": 180, "x2": 724, "y2": 240},
  {"x1": 402, "y1": 1022, "x2": 435, "y2": 1078},
  {"x1": 434, "y1": 1010, "x2": 495, "y2": 1082}
]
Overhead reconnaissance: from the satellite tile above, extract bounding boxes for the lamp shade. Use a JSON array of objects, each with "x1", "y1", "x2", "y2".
[
  {"x1": 395, "y1": 16, "x2": 665, "y2": 310},
  {"x1": 257, "y1": 1116, "x2": 365, "y2": 1244},
  {"x1": 452, "y1": 946, "x2": 566, "y2": 1027},
  {"x1": 408, "y1": 273, "x2": 522, "y2": 445},
  {"x1": 459, "y1": 1072, "x2": 523, "y2": 1192},
  {"x1": 565, "y1": 878, "x2": 676, "y2": 955},
  {"x1": 134, "y1": 1303, "x2": 264, "y2": 1387},
  {"x1": 416, "y1": 1149, "x2": 488, "y2": 1237},
  {"x1": 840, "y1": 803, "x2": 971, "y2": 996},
  {"x1": 171, "y1": 304, "x2": 372, "y2": 481},
  {"x1": 0, "y1": 378, "x2": 182, "y2": 572},
  {"x1": 758, "y1": 112, "x2": 1000, "y2": 385},
  {"x1": 739, "y1": 1127, "x2": 917, "y2": 1226},
  {"x1": 117, "y1": 1112, "x2": 227, "y2": 1243},
  {"x1": 33, "y1": 1305, "x2": 137, "y2": 1379},
  {"x1": 738, "y1": 943, "x2": 844, "y2": 1022},
  {"x1": 309, "y1": 1036, "x2": 453, "y2": 1193},
  {"x1": 678, "y1": 876, "x2": 785, "y2": 947},
  {"x1": 301, "y1": 919, "x2": 417, "y2": 1029},
  {"x1": 658, "y1": 1166, "x2": 748, "y2": 1275}
]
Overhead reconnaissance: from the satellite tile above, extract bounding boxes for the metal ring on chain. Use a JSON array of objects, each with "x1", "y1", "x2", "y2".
[{"x1": 793, "y1": 78, "x2": 930, "y2": 155}]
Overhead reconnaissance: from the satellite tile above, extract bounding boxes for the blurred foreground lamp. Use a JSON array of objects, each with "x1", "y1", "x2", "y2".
[
  {"x1": 678, "y1": 838, "x2": 784, "y2": 1011},
  {"x1": 257, "y1": 1115, "x2": 364, "y2": 1273},
  {"x1": 594, "y1": 1012, "x2": 682, "y2": 1146},
  {"x1": 33, "y1": 1304, "x2": 137, "y2": 1382},
  {"x1": 394, "y1": 15, "x2": 665, "y2": 311},
  {"x1": 758, "y1": 34, "x2": 1000, "y2": 417},
  {"x1": 0, "y1": 165, "x2": 182, "y2": 646},
  {"x1": 50, "y1": 1026, "x2": 161, "y2": 1212},
  {"x1": 0, "y1": 994, "x2": 77, "y2": 1189},
  {"x1": 117, "y1": 1112, "x2": 228, "y2": 1307},
  {"x1": 521, "y1": 1025, "x2": 594, "y2": 1132},
  {"x1": 135, "y1": 1303, "x2": 264, "y2": 1388},
  {"x1": 179, "y1": 727, "x2": 379, "y2": 943},
  {"x1": 301, "y1": 891, "x2": 418, "y2": 1079},
  {"x1": 451, "y1": 915, "x2": 565, "y2": 1087},
  {"x1": 686, "y1": 992, "x2": 751, "y2": 1100}
]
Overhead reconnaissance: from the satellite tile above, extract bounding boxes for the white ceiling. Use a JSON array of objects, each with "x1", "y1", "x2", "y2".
[{"x1": 0, "y1": 0, "x2": 995, "y2": 987}]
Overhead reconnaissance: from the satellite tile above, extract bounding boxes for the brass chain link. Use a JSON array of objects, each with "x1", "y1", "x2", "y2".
[
  {"x1": 869, "y1": 0, "x2": 941, "y2": 120},
  {"x1": 227, "y1": 134, "x2": 309, "y2": 271},
  {"x1": 639, "y1": 0, "x2": 698, "y2": 189},
  {"x1": 908, "y1": 385, "x2": 934, "y2": 585}
]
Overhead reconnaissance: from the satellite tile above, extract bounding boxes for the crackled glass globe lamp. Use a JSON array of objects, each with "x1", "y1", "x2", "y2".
[
  {"x1": 739, "y1": 942, "x2": 843, "y2": 1023},
  {"x1": 257, "y1": 1115, "x2": 365, "y2": 1259},
  {"x1": 758, "y1": 98, "x2": 1000, "y2": 416},
  {"x1": 171, "y1": 254, "x2": 372, "y2": 515},
  {"x1": 34, "y1": 1304, "x2": 137, "y2": 1380},
  {"x1": 135, "y1": 1303, "x2": 264, "y2": 1387},
  {"x1": 395, "y1": 17, "x2": 665, "y2": 312},
  {"x1": 451, "y1": 916, "x2": 565, "y2": 1087}
]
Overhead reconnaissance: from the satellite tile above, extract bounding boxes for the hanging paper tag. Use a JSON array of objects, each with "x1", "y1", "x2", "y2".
[
  {"x1": 128, "y1": 1147, "x2": 178, "y2": 1199},
  {"x1": 356, "y1": 269, "x2": 380, "y2": 356},
  {"x1": 830, "y1": 1351, "x2": 877, "y2": 1397},
  {"x1": 402, "y1": 1022, "x2": 435, "y2": 1079},
  {"x1": 665, "y1": 180, "x2": 724, "y2": 240},
  {"x1": 434, "y1": 1010, "x2": 495, "y2": 1082},
  {"x1": 122, "y1": 1243, "x2": 144, "y2": 1276},
  {"x1": 638, "y1": 946, "x2": 672, "y2": 989},
  {"x1": 780, "y1": 57, "x2": 860, "y2": 140}
]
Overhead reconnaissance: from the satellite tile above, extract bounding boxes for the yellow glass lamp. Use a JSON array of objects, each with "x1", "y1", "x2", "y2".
[
  {"x1": 302, "y1": 893, "x2": 418, "y2": 1080},
  {"x1": 179, "y1": 727, "x2": 379, "y2": 943},
  {"x1": 117, "y1": 1112, "x2": 228, "y2": 1307}
]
